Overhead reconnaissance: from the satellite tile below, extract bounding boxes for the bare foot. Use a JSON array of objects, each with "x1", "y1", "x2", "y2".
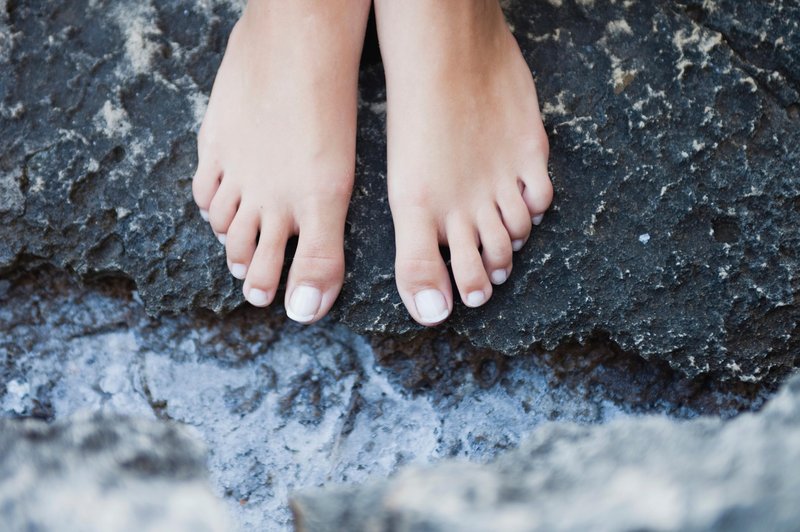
[
  {"x1": 192, "y1": 0, "x2": 371, "y2": 323},
  {"x1": 375, "y1": 0, "x2": 553, "y2": 326}
]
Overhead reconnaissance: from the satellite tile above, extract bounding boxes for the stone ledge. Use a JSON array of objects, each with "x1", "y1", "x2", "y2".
[
  {"x1": 0, "y1": 0, "x2": 798, "y2": 384},
  {"x1": 0, "y1": 413, "x2": 231, "y2": 531},
  {"x1": 292, "y1": 372, "x2": 800, "y2": 532}
]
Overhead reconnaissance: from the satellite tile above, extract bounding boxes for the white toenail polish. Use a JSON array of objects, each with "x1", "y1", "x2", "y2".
[
  {"x1": 512, "y1": 239, "x2": 525, "y2": 251},
  {"x1": 532, "y1": 214, "x2": 544, "y2": 226},
  {"x1": 287, "y1": 285, "x2": 322, "y2": 324},
  {"x1": 466, "y1": 290, "x2": 486, "y2": 307},
  {"x1": 248, "y1": 288, "x2": 269, "y2": 307},
  {"x1": 491, "y1": 269, "x2": 508, "y2": 285},
  {"x1": 230, "y1": 263, "x2": 247, "y2": 280},
  {"x1": 217, "y1": 233, "x2": 226, "y2": 245},
  {"x1": 414, "y1": 289, "x2": 449, "y2": 324},
  {"x1": 200, "y1": 209, "x2": 209, "y2": 221}
]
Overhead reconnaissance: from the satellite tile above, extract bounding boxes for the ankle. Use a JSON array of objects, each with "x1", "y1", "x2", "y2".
[{"x1": 376, "y1": 0, "x2": 511, "y2": 77}]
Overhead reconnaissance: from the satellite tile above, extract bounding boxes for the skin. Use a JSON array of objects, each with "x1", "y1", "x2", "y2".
[
  {"x1": 375, "y1": 0, "x2": 552, "y2": 325},
  {"x1": 192, "y1": 0, "x2": 552, "y2": 326},
  {"x1": 192, "y1": 0, "x2": 372, "y2": 323}
]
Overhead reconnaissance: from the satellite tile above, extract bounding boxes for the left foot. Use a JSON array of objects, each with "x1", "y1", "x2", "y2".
[
  {"x1": 375, "y1": 0, "x2": 553, "y2": 326},
  {"x1": 191, "y1": 0, "x2": 371, "y2": 323}
]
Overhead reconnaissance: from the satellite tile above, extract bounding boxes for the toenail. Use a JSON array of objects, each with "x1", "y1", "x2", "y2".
[
  {"x1": 200, "y1": 209, "x2": 209, "y2": 221},
  {"x1": 466, "y1": 290, "x2": 487, "y2": 307},
  {"x1": 287, "y1": 285, "x2": 322, "y2": 324},
  {"x1": 217, "y1": 233, "x2": 226, "y2": 245},
  {"x1": 491, "y1": 269, "x2": 508, "y2": 285},
  {"x1": 414, "y1": 289, "x2": 449, "y2": 324},
  {"x1": 532, "y1": 214, "x2": 544, "y2": 226},
  {"x1": 229, "y1": 263, "x2": 247, "y2": 280},
  {"x1": 512, "y1": 239, "x2": 525, "y2": 252},
  {"x1": 247, "y1": 288, "x2": 269, "y2": 307}
]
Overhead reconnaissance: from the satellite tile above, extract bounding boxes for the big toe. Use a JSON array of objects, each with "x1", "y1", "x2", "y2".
[
  {"x1": 284, "y1": 211, "x2": 347, "y2": 324},
  {"x1": 393, "y1": 210, "x2": 453, "y2": 326}
]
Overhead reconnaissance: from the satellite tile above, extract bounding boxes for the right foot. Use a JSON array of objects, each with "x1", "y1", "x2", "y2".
[
  {"x1": 192, "y1": 0, "x2": 371, "y2": 324},
  {"x1": 376, "y1": 0, "x2": 553, "y2": 326}
]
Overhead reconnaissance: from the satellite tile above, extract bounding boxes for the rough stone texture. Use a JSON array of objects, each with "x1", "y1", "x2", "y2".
[
  {"x1": 1, "y1": 0, "x2": 799, "y2": 383},
  {"x1": 0, "y1": 270, "x2": 770, "y2": 531},
  {"x1": 292, "y1": 372, "x2": 800, "y2": 532},
  {"x1": 0, "y1": 413, "x2": 231, "y2": 531}
]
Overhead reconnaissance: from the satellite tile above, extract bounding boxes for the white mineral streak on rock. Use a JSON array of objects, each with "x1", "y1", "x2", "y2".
[
  {"x1": 0, "y1": 172, "x2": 24, "y2": 216},
  {"x1": 115, "y1": 2, "x2": 161, "y2": 75},
  {"x1": 606, "y1": 19, "x2": 633, "y2": 36},
  {"x1": 97, "y1": 100, "x2": 133, "y2": 138},
  {"x1": 673, "y1": 25, "x2": 723, "y2": 79},
  {"x1": 195, "y1": 0, "x2": 244, "y2": 16},
  {"x1": 609, "y1": 52, "x2": 639, "y2": 92},
  {"x1": 3, "y1": 379, "x2": 30, "y2": 414},
  {"x1": 188, "y1": 91, "x2": 209, "y2": 129},
  {"x1": 0, "y1": 1, "x2": 11, "y2": 63}
]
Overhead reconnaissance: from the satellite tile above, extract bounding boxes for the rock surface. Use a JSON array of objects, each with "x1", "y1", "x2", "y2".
[
  {"x1": 292, "y1": 372, "x2": 800, "y2": 532},
  {"x1": 0, "y1": 413, "x2": 231, "y2": 531},
  {"x1": 1, "y1": 0, "x2": 799, "y2": 383},
  {"x1": 1, "y1": 270, "x2": 768, "y2": 531}
]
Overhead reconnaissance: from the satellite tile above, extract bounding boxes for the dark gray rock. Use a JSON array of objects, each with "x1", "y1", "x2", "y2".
[
  {"x1": 0, "y1": 413, "x2": 231, "y2": 531},
  {"x1": 1, "y1": 0, "x2": 798, "y2": 383},
  {"x1": 291, "y1": 372, "x2": 800, "y2": 532}
]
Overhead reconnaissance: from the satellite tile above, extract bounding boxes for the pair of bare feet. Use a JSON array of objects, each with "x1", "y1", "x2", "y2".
[{"x1": 192, "y1": 0, "x2": 552, "y2": 326}]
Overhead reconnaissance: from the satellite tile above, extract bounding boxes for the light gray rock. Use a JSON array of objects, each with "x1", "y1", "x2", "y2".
[
  {"x1": 0, "y1": 413, "x2": 232, "y2": 532},
  {"x1": 2, "y1": 271, "x2": 769, "y2": 531},
  {"x1": 292, "y1": 372, "x2": 800, "y2": 532}
]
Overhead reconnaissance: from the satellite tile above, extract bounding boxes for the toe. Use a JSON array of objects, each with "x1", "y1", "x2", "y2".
[
  {"x1": 242, "y1": 213, "x2": 290, "y2": 307},
  {"x1": 447, "y1": 217, "x2": 492, "y2": 308},
  {"x1": 477, "y1": 207, "x2": 513, "y2": 285},
  {"x1": 207, "y1": 180, "x2": 240, "y2": 237},
  {"x1": 393, "y1": 209, "x2": 453, "y2": 326},
  {"x1": 521, "y1": 163, "x2": 553, "y2": 225},
  {"x1": 192, "y1": 154, "x2": 221, "y2": 216},
  {"x1": 497, "y1": 186, "x2": 533, "y2": 251},
  {"x1": 284, "y1": 214, "x2": 346, "y2": 324},
  {"x1": 225, "y1": 206, "x2": 259, "y2": 280}
]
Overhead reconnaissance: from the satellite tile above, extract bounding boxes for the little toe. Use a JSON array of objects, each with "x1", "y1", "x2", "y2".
[
  {"x1": 393, "y1": 211, "x2": 453, "y2": 326},
  {"x1": 225, "y1": 207, "x2": 259, "y2": 280},
  {"x1": 477, "y1": 208, "x2": 513, "y2": 285},
  {"x1": 284, "y1": 216, "x2": 346, "y2": 324},
  {"x1": 207, "y1": 180, "x2": 240, "y2": 237},
  {"x1": 192, "y1": 154, "x2": 222, "y2": 215},
  {"x1": 498, "y1": 186, "x2": 533, "y2": 251},
  {"x1": 521, "y1": 168, "x2": 554, "y2": 225},
  {"x1": 242, "y1": 213, "x2": 290, "y2": 307},
  {"x1": 447, "y1": 218, "x2": 492, "y2": 308}
]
